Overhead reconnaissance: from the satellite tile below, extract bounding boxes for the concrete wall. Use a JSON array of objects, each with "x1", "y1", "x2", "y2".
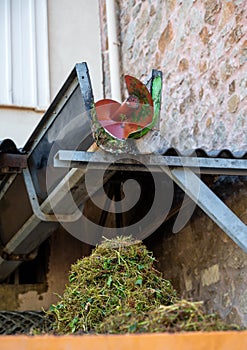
[{"x1": 0, "y1": 0, "x2": 102, "y2": 148}]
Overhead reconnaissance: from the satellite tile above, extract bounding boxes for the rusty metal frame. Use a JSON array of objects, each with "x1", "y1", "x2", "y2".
[{"x1": 0, "y1": 154, "x2": 27, "y2": 174}]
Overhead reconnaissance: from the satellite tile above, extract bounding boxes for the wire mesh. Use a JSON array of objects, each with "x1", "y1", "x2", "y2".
[{"x1": 0, "y1": 311, "x2": 52, "y2": 335}]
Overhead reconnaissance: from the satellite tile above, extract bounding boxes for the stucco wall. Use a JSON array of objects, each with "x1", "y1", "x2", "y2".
[
  {"x1": 47, "y1": 0, "x2": 102, "y2": 102},
  {"x1": 0, "y1": 108, "x2": 43, "y2": 148},
  {"x1": 101, "y1": 0, "x2": 247, "y2": 151}
]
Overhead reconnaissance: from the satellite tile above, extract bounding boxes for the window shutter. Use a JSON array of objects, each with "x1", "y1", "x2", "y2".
[{"x1": 0, "y1": 0, "x2": 50, "y2": 109}]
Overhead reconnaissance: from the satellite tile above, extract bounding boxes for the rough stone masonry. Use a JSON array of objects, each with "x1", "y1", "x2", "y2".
[
  {"x1": 101, "y1": 0, "x2": 247, "y2": 152},
  {"x1": 99, "y1": 0, "x2": 247, "y2": 326}
]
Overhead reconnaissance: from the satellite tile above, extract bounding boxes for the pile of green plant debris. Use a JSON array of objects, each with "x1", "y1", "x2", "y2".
[{"x1": 48, "y1": 236, "x2": 240, "y2": 334}]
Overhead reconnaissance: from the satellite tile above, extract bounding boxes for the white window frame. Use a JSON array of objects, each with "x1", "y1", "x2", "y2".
[{"x1": 0, "y1": 0, "x2": 50, "y2": 110}]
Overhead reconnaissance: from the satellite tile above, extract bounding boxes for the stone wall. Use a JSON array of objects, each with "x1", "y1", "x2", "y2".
[
  {"x1": 100, "y1": 0, "x2": 247, "y2": 151},
  {"x1": 99, "y1": 0, "x2": 247, "y2": 326},
  {"x1": 145, "y1": 176, "x2": 247, "y2": 326}
]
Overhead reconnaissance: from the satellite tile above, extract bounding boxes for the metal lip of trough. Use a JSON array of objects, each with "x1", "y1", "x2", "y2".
[{"x1": 1, "y1": 331, "x2": 247, "y2": 350}]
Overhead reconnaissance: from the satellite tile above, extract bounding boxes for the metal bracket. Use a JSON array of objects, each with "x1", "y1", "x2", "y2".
[
  {"x1": 162, "y1": 167, "x2": 247, "y2": 253},
  {"x1": 22, "y1": 168, "x2": 82, "y2": 222},
  {"x1": 53, "y1": 150, "x2": 247, "y2": 253}
]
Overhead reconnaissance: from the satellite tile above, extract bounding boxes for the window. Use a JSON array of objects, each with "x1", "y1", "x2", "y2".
[{"x1": 0, "y1": 0, "x2": 49, "y2": 109}]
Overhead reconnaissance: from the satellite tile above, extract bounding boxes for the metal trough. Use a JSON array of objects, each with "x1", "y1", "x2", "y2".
[{"x1": 0, "y1": 62, "x2": 94, "y2": 281}]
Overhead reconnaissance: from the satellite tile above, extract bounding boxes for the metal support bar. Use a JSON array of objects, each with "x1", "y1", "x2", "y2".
[
  {"x1": 22, "y1": 168, "x2": 82, "y2": 222},
  {"x1": 162, "y1": 167, "x2": 247, "y2": 253},
  {"x1": 54, "y1": 150, "x2": 247, "y2": 175}
]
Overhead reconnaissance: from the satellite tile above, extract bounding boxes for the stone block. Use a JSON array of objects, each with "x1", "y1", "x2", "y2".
[{"x1": 158, "y1": 21, "x2": 174, "y2": 54}]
